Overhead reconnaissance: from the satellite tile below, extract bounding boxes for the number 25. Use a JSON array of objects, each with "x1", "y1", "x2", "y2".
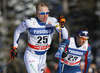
[{"x1": 37, "y1": 36, "x2": 48, "y2": 43}]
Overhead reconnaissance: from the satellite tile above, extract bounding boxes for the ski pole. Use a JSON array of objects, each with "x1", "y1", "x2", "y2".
[
  {"x1": 59, "y1": 22, "x2": 61, "y2": 73},
  {"x1": 0, "y1": 59, "x2": 13, "y2": 72},
  {"x1": 61, "y1": 59, "x2": 65, "y2": 73}
]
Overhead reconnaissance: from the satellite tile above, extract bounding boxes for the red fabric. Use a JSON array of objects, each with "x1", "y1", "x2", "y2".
[
  {"x1": 61, "y1": 59, "x2": 80, "y2": 65},
  {"x1": 64, "y1": 37, "x2": 70, "y2": 51},
  {"x1": 28, "y1": 43, "x2": 50, "y2": 50},
  {"x1": 64, "y1": 45, "x2": 68, "y2": 51},
  {"x1": 84, "y1": 51, "x2": 88, "y2": 73}
]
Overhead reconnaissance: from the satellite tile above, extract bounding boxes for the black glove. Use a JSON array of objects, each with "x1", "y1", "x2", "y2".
[
  {"x1": 58, "y1": 15, "x2": 66, "y2": 28},
  {"x1": 62, "y1": 51, "x2": 69, "y2": 58},
  {"x1": 10, "y1": 47, "x2": 18, "y2": 60}
]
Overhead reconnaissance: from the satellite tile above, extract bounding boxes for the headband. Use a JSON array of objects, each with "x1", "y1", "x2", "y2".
[{"x1": 77, "y1": 31, "x2": 89, "y2": 38}]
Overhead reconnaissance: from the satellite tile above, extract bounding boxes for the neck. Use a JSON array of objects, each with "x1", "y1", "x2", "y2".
[
  {"x1": 75, "y1": 38, "x2": 81, "y2": 47},
  {"x1": 36, "y1": 17, "x2": 46, "y2": 26}
]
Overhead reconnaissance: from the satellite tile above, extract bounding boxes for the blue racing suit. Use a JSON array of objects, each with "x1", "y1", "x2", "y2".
[{"x1": 55, "y1": 37, "x2": 91, "y2": 73}]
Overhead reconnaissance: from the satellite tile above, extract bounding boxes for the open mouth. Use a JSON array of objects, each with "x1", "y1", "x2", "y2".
[{"x1": 43, "y1": 18, "x2": 47, "y2": 21}]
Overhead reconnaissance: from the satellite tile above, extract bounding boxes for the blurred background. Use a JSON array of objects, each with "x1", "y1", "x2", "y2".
[{"x1": 0, "y1": 0, "x2": 100, "y2": 73}]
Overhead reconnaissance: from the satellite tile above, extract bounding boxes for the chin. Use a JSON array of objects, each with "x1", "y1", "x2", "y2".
[
  {"x1": 79, "y1": 44, "x2": 82, "y2": 46},
  {"x1": 81, "y1": 44, "x2": 84, "y2": 46},
  {"x1": 43, "y1": 20, "x2": 47, "y2": 22}
]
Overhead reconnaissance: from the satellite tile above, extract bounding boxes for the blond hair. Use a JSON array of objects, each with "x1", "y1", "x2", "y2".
[{"x1": 36, "y1": 2, "x2": 49, "y2": 11}]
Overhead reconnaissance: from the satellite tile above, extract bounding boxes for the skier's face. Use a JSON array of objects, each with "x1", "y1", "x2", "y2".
[
  {"x1": 76, "y1": 36, "x2": 88, "y2": 46},
  {"x1": 36, "y1": 6, "x2": 49, "y2": 22}
]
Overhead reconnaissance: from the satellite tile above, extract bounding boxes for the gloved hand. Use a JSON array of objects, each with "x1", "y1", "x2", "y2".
[
  {"x1": 62, "y1": 51, "x2": 69, "y2": 58},
  {"x1": 58, "y1": 15, "x2": 66, "y2": 28},
  {"x1": 10, "y1": 47, "x2": 18, "y2": 60}
]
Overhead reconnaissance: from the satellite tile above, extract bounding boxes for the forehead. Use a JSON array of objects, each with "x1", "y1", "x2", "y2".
[{"x1": 38, "y1": 6, "x2": 49, "y2": 12}]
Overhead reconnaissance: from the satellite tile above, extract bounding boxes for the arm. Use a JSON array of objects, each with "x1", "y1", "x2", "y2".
[
  {"x1": 58, "y1": 15, "x2": 68, "y2": 39},
  {"x1": 53, "y1": 15, "x2": 68, "y2": 39},
  {"x1": 55, "y1": 39, "x2": 70, "y2": 58},
  {"x1": 55, "y1": 26, "x2": 68, "y2": 39},
  {"x1": 61, "y1": 27, "x2": 68, "y2": 39},
  {"x1": 10, "y1": 20, "x2": 27, "y2": 59},
  {"x1": 61, "y1": 38, "x2": 70, "y2": 50},
  {"x1": 61, "y1": 39, "x2": 70, "y2": 58},
  {"x1": 13, "y1": 20, "x2": 27, "y2": 47},
  {"x1": 83, "y1": 45, "x2": 91, "y2": 73}
]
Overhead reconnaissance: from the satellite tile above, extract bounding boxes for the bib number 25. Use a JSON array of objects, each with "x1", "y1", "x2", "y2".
[{"x1": 37, "y1": 36, "x2": 48, "y2": 44}]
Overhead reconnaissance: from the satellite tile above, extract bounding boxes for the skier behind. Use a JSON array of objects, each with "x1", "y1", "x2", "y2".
[{"x1": 55, "y1": 27, "x2": 91, "y2": 73}]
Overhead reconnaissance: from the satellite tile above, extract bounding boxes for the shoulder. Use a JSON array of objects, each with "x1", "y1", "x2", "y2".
[
  {"x1": 30, "y1": 18, "x2": 36, "y2": 21},
  {"x1": 69, "y1": 37, "x2": 75, "y2": 41},
  {"x1": 64, "y1": 37, "x2": 74, "y2": 42},
  {"x1": 23, "y1": 18, "x2": 36, "y2": 27},
  {"x1": 87, "y1": 43, "x2": 91, "y2": 52},
  {"x1": 69, "y1": 37, "x2": 74, "y2": 39},
  {"x1": 26, "y1": 18, "x2": 36, "y2": 22},
  {"x1": 25, "y1": 19, "x2": 33, "y2": 25},
  {"x1": 63, "y1": 38, "x2": 70, "y2": 44}
]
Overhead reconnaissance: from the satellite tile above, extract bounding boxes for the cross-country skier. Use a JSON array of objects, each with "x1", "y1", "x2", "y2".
[
  {"x1": 55, "y1": 27, "x2": 91, "y2": 73},
  {"x1": 10, "y1": 2, "x2": 68, "y2": 73}
]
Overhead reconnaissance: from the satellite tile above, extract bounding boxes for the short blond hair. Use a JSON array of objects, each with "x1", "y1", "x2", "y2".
[{"x1": 36, "y1": 2, "x2": 49, "y2": 11}]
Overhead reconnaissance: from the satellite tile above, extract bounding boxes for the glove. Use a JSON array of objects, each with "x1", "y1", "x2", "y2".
[
  {"x1": 62, "y1": 51, "x2": 68, "y2": 58},
  {"x1": 10, "y1": 47, "x2": 18, "y2": 60},
  {"x1": 58, "y1": 15, "x2": 66, "y2": 28}
]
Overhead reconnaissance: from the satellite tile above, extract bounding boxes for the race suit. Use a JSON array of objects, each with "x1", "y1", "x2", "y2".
[
  {"x1": 55, "y1": 37, "x2": 91, "y2": 73},
  {"x1": 13, "y1": 17, "x2": 68, "y2": 73}
]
